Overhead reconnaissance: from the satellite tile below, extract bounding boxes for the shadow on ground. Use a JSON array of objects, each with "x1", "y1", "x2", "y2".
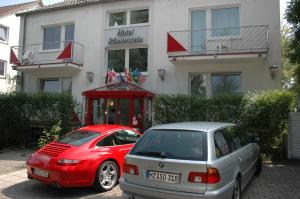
[{"x1": 2, "y1": 180, "x2": 122, "y2": 199}]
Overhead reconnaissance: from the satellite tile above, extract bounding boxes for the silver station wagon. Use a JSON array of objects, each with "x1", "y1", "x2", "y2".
[{"x1": 120, "y1": 122, "x2": 262, "y2": 199}]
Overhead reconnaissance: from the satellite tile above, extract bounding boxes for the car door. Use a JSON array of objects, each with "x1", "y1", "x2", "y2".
[{"x1": 112, "y1": 129, "x2": 141, "y2": 167}]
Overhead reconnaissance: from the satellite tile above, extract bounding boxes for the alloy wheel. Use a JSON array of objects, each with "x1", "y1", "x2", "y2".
[{"x1": 98, "y1": 161, "x2": 118, "y2": 190}]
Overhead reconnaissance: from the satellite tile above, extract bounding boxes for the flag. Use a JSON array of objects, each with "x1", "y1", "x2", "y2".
[
  {"x1": 125, "y1": 68, "x2": 132, "y2": 82},
  {"x1": 57, "y1": 41, "x2": 72, "y2": 59},
  {"x1": 132, "y1": 68, "x2": 145, "y2": 84},
  {"x1": 138, "y1": 75, "x2": 146, "y2": 84},
  {"x1": 108, "y1": 69, "x2": 117, "y2": 82},
  {"x1": 117, "y1": 72, "x2": 126, "y2": 83},
  {"x1": 10, "y1": 49, "x2": 21, "y2": 66},
  {"x1": 105, "y1": 68, "x2": 110, "y2": 84}
]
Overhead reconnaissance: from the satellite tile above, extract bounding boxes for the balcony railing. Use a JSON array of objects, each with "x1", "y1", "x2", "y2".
[
  {"x1": 167, "y1": 25, "x2": 269, "y2": 57},
  {"x1": 10, "y1": 41, "x2": 84, "y2": 67}
]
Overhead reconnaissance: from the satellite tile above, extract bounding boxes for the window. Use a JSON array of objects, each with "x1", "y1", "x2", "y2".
[
  {"x1": 0, "y1": 61, "x2": 6, "y2": 78},
  {"x1": 212, "y1": 73, "x2": 241, "y2": 96},
  {"x1": 0, "y1": 25, "x2": 8, "y2": 43},
  {"x1": 189, "y1": 73, "x2": 206, "y2": 97},
  {"x1": 43, "y1": 26, "x2": 61, "y2": 50},
  {"x1": 129, "y1": 48, "x2": 148, "y2": 72},
  {"x1": 62, "y1": 78, "x2": 72, "y2": 93},
  {"x1": 114, "y1": 130, "x2": 140, "y2": 145},
  {"x1": 57, "y1": 130, "x2": 100, "y2": 146},
  {"x1": 130, "y1": 9, "x2": 149, "y2": 24},
  {"x1": 40, "y1": 78, "x2": 72, "y2": 93},
  {"x1": 65, "y1": 24, "x2": 75, "y2": 46},
  {"x1": 214, "y1": 131, "x2": 230, "y2": 158},
  {"x1": 97, "y1": 135, "x2": 116, "y2": 147},
  {"x1": 211, "y1": 7, "x2": 240, "y2": 37},
  {"x1": 108, "y1": 49, "x2": 126, "y2": 72},
  {"x1": 131, "y1": 130, "x2": 207, "y2": 161},
  {"x1": 109, "y1": 12, "x2": 127, "y2": 27},
  {"x1": 40, "y1": 79, "x2": 60, "y2": 93},
  {"x1": 224, "y1": 126, "x2": 242, "y2": 150},
  {"x1": 107, "y1": 48, "x2": 148, "y2": 73}
]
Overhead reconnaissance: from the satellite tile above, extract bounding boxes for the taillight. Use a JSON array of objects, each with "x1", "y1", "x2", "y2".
[
  {"x1": 56, "y1": 159, "x2": 80, "y2": 166},
  {"x1": 188, "y1": 167, "x2": 220, "y2": 184},
  {"x1": 123, "y1": 163, "x2": 139, "y2": 175}
]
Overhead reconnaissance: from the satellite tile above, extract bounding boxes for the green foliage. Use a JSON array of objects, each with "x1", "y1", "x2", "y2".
[
  {"x1": 38, "y1": 121, "x2": 62, "y2": 148},
  {"x1": 154, "y1": 91, "x2": 296, "y2": 158},
  {"x1": 0, "y1": 92, "x2": 77, "y2": 149},
  {"x1": 285, "y1": 0, "x2": 300, "y2": 64}
]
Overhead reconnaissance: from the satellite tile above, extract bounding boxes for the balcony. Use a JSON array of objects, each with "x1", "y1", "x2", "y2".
[
  {"x1": 167, "y1": 25, "x2": 269, "y2": 61},
  {"x1": 10, "y1": 41, "x2": 84, "y2": 72}
]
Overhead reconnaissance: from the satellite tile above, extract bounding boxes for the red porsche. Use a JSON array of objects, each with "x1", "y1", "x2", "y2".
[{"x1": 26, "y1": 125, "x2": 141, "y2": 192}]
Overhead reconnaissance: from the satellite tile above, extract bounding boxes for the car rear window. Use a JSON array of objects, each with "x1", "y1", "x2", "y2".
[
  {"x1": 130, "y1": 129, "x2": 207, "y2": 161},
  {"x1": 56, "y1": 130, "x2": 100, "y2": 146}
]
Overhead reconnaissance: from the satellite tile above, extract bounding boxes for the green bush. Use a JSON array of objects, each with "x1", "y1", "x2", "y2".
[
  {"x1": 38, "y1": 120, "x2": 62, "y2": 148},
  {"x1": 0, "y1": 92, "x2": 77, "y2": 149},
  {"x1": 154, "y1": 91, "x2": 296, "y2": 158}
]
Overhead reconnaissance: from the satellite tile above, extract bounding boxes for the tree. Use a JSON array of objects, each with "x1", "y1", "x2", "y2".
[{"x1": 286, "y1": 0, "x2": 300, "y2": 64}]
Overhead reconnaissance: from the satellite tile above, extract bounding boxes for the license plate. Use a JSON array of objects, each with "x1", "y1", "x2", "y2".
[
  {"x1": 34, "y1": 168, "x2": 48, "y2": 178},
  {"x1": 148, "y1": 171, "x2": 180, "y2": 184}
]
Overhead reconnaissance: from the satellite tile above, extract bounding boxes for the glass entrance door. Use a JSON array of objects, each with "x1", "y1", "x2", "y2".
[{"x1": 191, "y1": 10, "x2": 206, "y2": 53}]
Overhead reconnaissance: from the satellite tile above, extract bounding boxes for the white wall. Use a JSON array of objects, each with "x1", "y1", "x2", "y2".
[
  {"x1": 0, "y1": 14, "x2": 20, "y2": 93},
  {"x1": 20, "y1": 0, "x2": 281, "y2": 102}
]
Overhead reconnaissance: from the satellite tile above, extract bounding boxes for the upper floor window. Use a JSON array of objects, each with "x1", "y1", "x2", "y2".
[
  {"x1": 212, "y1": 73, "x2": 241, "y2": 96},
  {"x1": 107, "y1": 48, "x2": 148, "y2": 73},
  {"x1": 108, "y1": 9, "x2": 149, "y2": 27},
  {"x1": 0, "y1": 25, "x2": 9, "y2": 44},
  {"x1": 211, "y1": 7, "x2": 240, "y2": 37},
  {"x1": 0, "y1": 60, "x2": 6, "y2": 78},
  {"x1": 43, "y1": 24, "x2": 75, "y2": 50}
]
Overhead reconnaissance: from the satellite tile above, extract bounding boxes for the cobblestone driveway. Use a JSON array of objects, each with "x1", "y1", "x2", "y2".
[{"x1": 0, "y1": 161, "x2": 300, "y2": 199}]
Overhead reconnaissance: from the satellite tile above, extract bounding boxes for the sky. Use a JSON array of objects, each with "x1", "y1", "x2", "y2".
[{"x1": 0, "y1": 0, "x2": 290, "y2": 20}]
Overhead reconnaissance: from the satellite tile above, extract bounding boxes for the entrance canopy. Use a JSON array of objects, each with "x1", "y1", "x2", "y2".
[{"x1": 83, "y1": 82, "x2": 155, "y2": 133}]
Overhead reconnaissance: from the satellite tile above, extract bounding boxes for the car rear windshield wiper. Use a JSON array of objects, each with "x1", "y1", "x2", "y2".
[{"x1": 135, "y1": 151, "x2": 169, "y2": 158}]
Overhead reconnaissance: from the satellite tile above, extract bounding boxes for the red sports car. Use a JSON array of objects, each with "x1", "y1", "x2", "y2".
[{"x1": 26, "y1": 125, "x2": 141, "y2": 192}]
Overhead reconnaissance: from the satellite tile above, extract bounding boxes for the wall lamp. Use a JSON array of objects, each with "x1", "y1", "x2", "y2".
[
  {"x1": 86, "y1": 72, "x2": 94, "y2": 83},
  {"x1": 158, "y1": 69, "x2": 166, "y2": 81}
]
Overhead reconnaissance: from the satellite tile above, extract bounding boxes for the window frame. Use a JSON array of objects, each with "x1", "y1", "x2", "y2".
[
  {"x1": 106, "y1": 46, "x2": 149, "y2": 74},
  {"x1": 0, "y1": 60, "x2": 7, "y2": 79},
  {"x1": 211, "y1": 72, "x2": 241, "y2": 96},
  {"x1": 0, "y1": 24, "x2": 9, "y2": 44},
  {"x1": 107, "y1": 8, "x2": 149, "y2": 28}
]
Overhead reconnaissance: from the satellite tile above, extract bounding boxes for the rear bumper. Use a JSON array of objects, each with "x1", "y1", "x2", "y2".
[
  {"x1": 120, "y1": 178, "x2": 234, "y2": 199},
  {"x1": 27, "y1": 164, "x2": 92, "y2": 187}
]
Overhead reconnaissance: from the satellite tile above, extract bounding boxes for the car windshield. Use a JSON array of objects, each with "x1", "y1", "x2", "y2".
[
  {"x1": 56, "y1": 130, "x2": 100, "y2": 146},
  {"x1": 130, "y1": 129, "x2": 207, "y2": 161}
]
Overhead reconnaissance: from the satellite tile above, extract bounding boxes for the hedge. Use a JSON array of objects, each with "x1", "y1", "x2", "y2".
[
  {"x1": 154, "y1": 90, "x2": 296, "y2": 157},
  {"x1": 0, "y1": 92, "x2": 77, "y2": 149}
]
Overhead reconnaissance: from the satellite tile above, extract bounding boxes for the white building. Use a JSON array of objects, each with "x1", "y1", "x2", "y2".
[
  {"x1": 13, "y1": 0, "x2": 281, "y2": 127},
  {"x1": 0, "y1": 0, "x2": 42, "y2": 93}
]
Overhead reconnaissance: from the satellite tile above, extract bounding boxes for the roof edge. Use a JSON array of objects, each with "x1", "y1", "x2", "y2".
[{"x1": 16, "y1": 0, "x2": 127, "y2": 16}]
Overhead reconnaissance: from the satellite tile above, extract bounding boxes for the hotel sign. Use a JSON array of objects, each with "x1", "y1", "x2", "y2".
[{"x1": 105, "y1": 26, "x2": 148, "y2": 46}]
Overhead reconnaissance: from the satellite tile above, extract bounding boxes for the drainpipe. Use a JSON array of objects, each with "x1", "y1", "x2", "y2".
[{"x1": 20, "y1": 14, "x2": 27, "y2": 92}]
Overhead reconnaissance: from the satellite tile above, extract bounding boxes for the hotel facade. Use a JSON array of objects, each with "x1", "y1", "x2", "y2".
[{"x1": 13, "y1": 0, "x2": 281, "y2": 128}]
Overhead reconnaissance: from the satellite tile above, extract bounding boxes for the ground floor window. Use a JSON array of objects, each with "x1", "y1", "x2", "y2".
[
  {"x1": 40, "y1": 77, "x2": 72, "y2": 93},
  {"x1": 107, "y1": 47, "x2": 148, "y2": 73},
  {"x1": 189, "y1": 73, "x2": 206, "y2": 97},
  {"x1": 189, "y1": 72, "x2": 241, "y2": 96},
  {"x1": 212, "y1": 73, "x2": 241, "y2": 96},
  {"x1": 0, "y1": 60, "x2": 6, "y2": 78}
]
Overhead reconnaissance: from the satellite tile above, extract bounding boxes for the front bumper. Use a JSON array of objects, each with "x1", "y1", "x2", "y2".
[{"x1": 120, "y1": 178, "x2": 234, "y2": 199}]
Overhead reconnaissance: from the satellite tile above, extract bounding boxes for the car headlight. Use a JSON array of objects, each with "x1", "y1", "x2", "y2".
[{"x1": 57, "y1": 159, "x2": 80, "y2": 166}]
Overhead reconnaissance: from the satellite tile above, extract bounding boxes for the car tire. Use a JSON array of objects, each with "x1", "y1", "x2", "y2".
[
  {"x1": 94, "y1": 160, "x2": 119, "y2": 192},
  {"x1": 232, "y1": 177, "x2": 241, "y2": 199},
  {"x1": 255, "y1": 155, "x2": 262, "y2": 176}
]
